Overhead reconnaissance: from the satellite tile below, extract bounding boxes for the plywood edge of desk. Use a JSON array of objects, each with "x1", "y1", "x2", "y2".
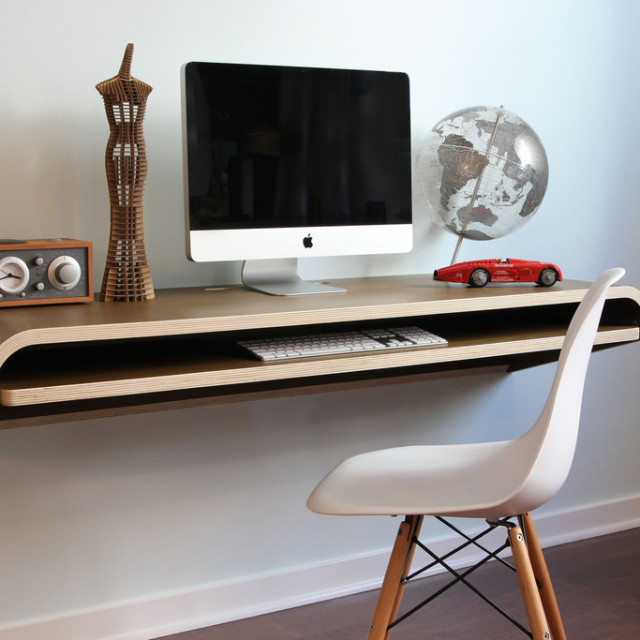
[{"x1": 2, "y1": 325, "x2": 636, "y2": 407}]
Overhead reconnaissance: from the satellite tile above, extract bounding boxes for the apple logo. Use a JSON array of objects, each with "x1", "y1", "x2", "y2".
[{"x1": 303, "y1": 234, "x2": 313, "y2": 248}]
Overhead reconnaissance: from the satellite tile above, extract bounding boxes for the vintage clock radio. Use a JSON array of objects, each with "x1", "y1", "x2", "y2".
[{"x1": 0, "y1": 238, "x2": 93, "y2": 307}]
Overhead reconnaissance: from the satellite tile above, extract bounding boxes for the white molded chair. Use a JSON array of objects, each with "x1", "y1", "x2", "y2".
[{"x1": 307, "y1": 268, "x2": 625, "y2": 640}]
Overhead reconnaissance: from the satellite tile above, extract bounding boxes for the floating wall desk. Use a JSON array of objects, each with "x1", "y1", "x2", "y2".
[{"x1": 0, "y1": 275, "x2": 638, "y2": 428}]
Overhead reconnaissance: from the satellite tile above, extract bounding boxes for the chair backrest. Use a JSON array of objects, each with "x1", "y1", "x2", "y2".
[{"x1": 506, "y1": 268, "x2": 625, "y2": 514}]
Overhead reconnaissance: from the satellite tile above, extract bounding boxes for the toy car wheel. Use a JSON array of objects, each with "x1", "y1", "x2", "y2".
[
  {"x1": 538, "y1": 268, "x2": 559, "y2": 287},
  {"x1": 469, "y1": 268, "x2": 490, "y2": 287}
]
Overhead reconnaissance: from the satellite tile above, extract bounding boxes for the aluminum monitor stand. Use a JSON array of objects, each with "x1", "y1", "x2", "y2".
[{"x1": 241, "y1": 258, "x2": 347, "y2": 296}]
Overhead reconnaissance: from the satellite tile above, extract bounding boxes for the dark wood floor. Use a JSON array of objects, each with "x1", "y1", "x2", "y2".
[{"x1": 158, "y1": 526, "x2": 640, "y2": 639}]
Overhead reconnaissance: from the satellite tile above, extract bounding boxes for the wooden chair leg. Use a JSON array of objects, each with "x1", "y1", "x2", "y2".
[
  {"x1": 509, "y1": 525, "x2": 551, "y2": 640},
  {"x1": 368, "y1": 515, "x2": 423, "y2": 640},
  {"x1": 520, "y1": 513, "x2": 567, "y2": 640}
]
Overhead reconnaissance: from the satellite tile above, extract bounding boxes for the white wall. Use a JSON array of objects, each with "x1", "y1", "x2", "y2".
[{"x1": 1, "y1": 0, "x2": 639, "y2": 637}]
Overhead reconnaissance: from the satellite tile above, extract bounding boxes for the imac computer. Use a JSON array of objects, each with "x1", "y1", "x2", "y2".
[{"x1": 181, "y1": 61, "x2": 412, "y2": 295}]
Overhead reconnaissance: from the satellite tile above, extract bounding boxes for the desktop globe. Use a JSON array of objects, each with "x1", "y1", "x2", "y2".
[{"x1": 415, "y1": 106, "x2": 549, "y2": 250}]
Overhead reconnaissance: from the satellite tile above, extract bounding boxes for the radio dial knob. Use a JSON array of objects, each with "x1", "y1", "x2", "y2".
[
  {"x1": 57, "y1": 263, "x2": 78, "y2": 284},
  {"x1": 48, "y1": 256, "x2": 82, "y2": 291}
]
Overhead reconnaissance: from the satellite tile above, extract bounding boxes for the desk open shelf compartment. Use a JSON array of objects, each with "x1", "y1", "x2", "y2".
[{"x1": 1, "y1": 299, "x2": 636, "y2": 410}]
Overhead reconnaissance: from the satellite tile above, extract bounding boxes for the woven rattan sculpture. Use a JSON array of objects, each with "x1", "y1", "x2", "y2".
[{"x1": 97, "y1": 43, "x2": 154, "y2": 301}]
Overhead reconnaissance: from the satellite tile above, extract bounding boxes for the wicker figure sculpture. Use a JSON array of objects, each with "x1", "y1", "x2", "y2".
[{"x1": 97, "y1": 43, "x2": 154, "y2": 301}]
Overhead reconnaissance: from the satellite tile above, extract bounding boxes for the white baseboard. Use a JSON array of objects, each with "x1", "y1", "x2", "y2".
[{"x1": 2, "y1": 494, "x2": 639, "y2": 640}]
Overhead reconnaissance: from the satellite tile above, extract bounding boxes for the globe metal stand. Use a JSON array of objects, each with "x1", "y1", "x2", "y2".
[{"x1": 450, "y1": 106, "x2": 504, "y2": 265}]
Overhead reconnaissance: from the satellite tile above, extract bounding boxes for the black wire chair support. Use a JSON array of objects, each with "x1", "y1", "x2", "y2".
[{"x1": 388, "y1": 515, "x2": 535, "y2": 638}]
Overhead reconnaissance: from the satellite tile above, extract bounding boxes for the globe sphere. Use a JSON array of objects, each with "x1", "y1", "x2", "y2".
[{"x1": 415, "y1": 106, "x2": 549, "y2": 241}]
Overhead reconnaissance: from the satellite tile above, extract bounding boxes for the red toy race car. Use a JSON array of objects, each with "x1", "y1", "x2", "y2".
[{"x1": 433, "y1": 258, "x2": 562, "y2": 287}]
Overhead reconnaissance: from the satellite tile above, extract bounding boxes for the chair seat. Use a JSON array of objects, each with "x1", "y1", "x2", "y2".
[{"x1": 307, "y1": 437, "x2": 537, "y2": 519}]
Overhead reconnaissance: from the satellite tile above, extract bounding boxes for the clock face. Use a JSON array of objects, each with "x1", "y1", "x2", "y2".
[{"x1": 0, "y1": 256, "x2": 30, "y2": 294}]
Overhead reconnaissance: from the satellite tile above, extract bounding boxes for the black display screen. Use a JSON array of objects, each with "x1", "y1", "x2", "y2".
[{"x1": 183, "y1": 62, "x2": 411, "y2": 231}]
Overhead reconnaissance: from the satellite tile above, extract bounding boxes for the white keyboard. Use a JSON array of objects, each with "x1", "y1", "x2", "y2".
[{"x1": 237, "y1": 326, "x2": 447, "y2": 361}]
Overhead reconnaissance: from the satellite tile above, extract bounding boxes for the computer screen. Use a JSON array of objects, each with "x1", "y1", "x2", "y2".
[{"x1": 181, "y1": 61, "x2": 412, "y2": 295}]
